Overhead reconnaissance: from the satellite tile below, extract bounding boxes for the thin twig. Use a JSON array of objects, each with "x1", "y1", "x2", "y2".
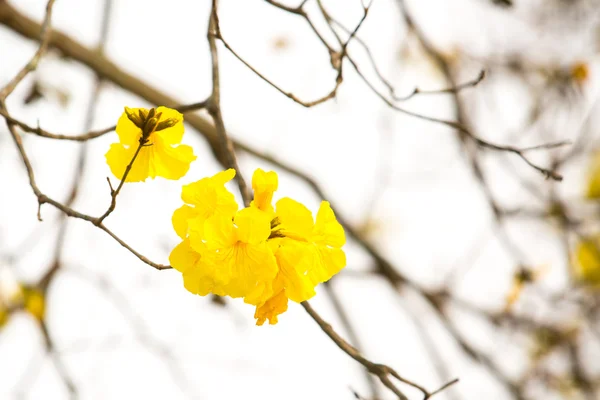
[
  {"x1": 323, "y1": 282, "x2": 381, "y2": 399},
  {"x1": 206, "y1": 0, "x2": 252, "y2": 205},
  {"x1": 0, "y1": 0, "x2": 56, "y2": 99},
  {"x1": 302, "y1": 301, "x2": 456, "y2": 400},
  {"x1": 96, "y1": 140, "x2": 145, "y2": 223},
  {"x1": 0, "y1": 100, "x2": 209, "y2": 142}
]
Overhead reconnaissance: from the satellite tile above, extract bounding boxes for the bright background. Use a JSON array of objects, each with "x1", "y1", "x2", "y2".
[{"x1": 1, "y1": 0, "x2": 599, "y2": 399}]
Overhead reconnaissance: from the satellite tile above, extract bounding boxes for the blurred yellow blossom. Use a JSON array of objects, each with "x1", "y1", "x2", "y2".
[
  {"x1": 169, "y1": 168, "x2": 346, "y2": 325},
  {"x1": 505, "y1": 266, "x2": 548, "y2": 311},
  {"x1": 105, "y1": 106, "x2": 196, "y2": 182},
  {"x1": 585, "y1": 150, "x2": 600, "y2": 200},
  {"x1": 570, "y1": 62, "x2": 589, "y2": 85},
  {"x1": 573, "y1": 236, "x2": 600, "y2": 288},
  {"x1": 22, "y1": 286, "x2": 45, "y2": 321},
  {"x1": 0, "y1": 305, "x2": 8, "y2": 328}
]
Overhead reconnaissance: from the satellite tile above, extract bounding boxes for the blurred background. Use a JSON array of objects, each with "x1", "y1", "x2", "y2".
[{"x1": 1, "y1": 0, "x2": 600, "y2": 399}]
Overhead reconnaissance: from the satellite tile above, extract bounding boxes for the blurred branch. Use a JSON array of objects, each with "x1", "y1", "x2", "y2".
[
  {"x1": 0, "y1": 1, "x2": 565, "y2": 181},
  {"x1": 0, "y1": 1, "x2": 169, "y2": 271},
  {"x1": 316, "y1": 0, "x2": 565, "y2": 181},
  {"x1": 221, "y1": 0, "x2": 372, "y2": 108},
  {"x1": 205, "y1": 2, "x2": 436, "y2": 398},
  {"x1": 40, "y1": 321, "x2": 77, "y2": 398}
]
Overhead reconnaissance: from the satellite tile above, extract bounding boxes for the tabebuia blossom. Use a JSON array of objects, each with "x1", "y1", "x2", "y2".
[
  {"x1": 169, "y1": 168, "x2": 346, "y2": 325},
  {"x1": 105, "y1": 106, "x2": 196, "y2": 182}
]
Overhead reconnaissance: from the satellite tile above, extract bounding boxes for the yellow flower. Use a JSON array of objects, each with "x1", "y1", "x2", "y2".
[
  {"x1": 172, "y1": 169, "x2": 238, "y2": 240},
  {"x1": 105, "y1": 106, "x2": 196, "y2": 182},
  {"x1": 0, "y1": 305, "x2": 8, "y2": 328},
  {"x1": 585, "y1": 150, "x2": 600, "y2": 200},
  {"x1": 251, "y1": 199, "x2": 345, "y2": 325},
  {"x1": 574, "y1": 236, "x2": 600, "y2": 288},
  {"x1": 571, "y1": 62, "x2": 589, "y2": 85},
  {"x1": 169, "y1": 169, "x2": 238, "y2": 296},
  {"x1": 253, "y1": 240, "x2": 316, "y2": 325},
  {"x1": 504, "y1": 267, "x2": 547, "y2": 311},
  {"x1": 21, "y1": 286, "x2": 45, "y2": 321},
  {"x1": 169, "y1": 168, "x2": 346, "y2": 326},
  {"x1": 254, "y1": 289, "x2": 288, "y2": 326},
  {"x1": 169, "y1": 238, "x2": 224, "y2": 296},
  {"x1": 203, "y1": 207, "x2": 278, "y2": 302},
  {"x1": 251, "y1": 168, "x2": 278, "y2": 215},
  {"x1": 273, "y1": 198, "x2": 346, "y2": 285}
]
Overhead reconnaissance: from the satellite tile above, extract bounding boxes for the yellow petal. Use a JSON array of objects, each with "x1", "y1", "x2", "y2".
[
  {"x1": 254, "y1": 290, "x2": 288, "y2": 326},
  {"x1": 172, "y1": 205, "x2": 197, "y2": 239},
  {"x1": 587, "y1": 151, "x2": 600, "y2": 199},
  {"x1": 149, "y1": 140, "x2": 196, "y2": 181},
  {"x1": 204, "y1": 215, "x2": 237, "y2": 250},
  {"x1": 216, "y1": 242, "x2": 278, "y2": 299},
  {"x1": 169, "y1": 239, "x2": 200, "y2": 273},
  {"x1": 575, "y1": 237, "x2": 600, "y2": 287},
  {"x1": 251, "y1": 168, "x2": 278, "y2": 213},
  {"x1": 155, "y1": 106, "x2": 184, "y2": 145},
  {"x1": 312, "y1": 246, "x2": 346, "y2": 284},
  {"x1": 275, "y1": 197, "x2": 313, "y2": 241},
  {"x1": 181, "y1": 170, "x2": 238, "y2": 218},
  {"x1": 116, "y1": 107, "x2": 143, "y2": 146},
  {"x1": 276, "y1": 240, "x2": 316, "y2": 302},
  {"x1": 183, "y1": 262, "x2": 225, "y2": 297},
  {"x1": 235, "y1": 207, "x2": 272, "y2": 245},
  {"x1": 313, "y1": 201, "x2": 345, "y2": 247},
  {"x1": 105, "y1": 143, "x2": 151, "y2": 182},
  {"x1": 188, "y1": 216, "x2": 209, "y2": 254},
  {"x1": 213, "y1": 168, "x2": 237, "y2": 185},
  {"x1": 169, "y1": 239, "x2": 223, "y2": 296},
  {"x1": 243, "y1": 278, "x2": 274, "y2": 306},
  {"x1": 23, "y1": 288, "x2": 45, "y2": 321},
  {"x1": 0, "y1": 307, "x2": 8, "y2": 328}
]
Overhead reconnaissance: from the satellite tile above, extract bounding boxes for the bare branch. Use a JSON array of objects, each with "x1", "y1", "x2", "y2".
[{"x1": 206, "y1": 0, "x2": 252, "y2": 206}]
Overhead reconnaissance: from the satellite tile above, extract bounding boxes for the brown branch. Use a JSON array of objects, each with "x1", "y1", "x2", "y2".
[
  {"x1": 39, "y1": 0, "x2": 115, "y2": 292},
  {"x1": 0, "y1": 1, "x2": 226, "y2": 161},
  {"x1": 323, "y1": 282, "x2": 381, "y2": 399},
  {"x1": 0, "y1": 108, "x2": 114, "y2": 140},
  {"x1": 205, "y1": 4, "x2": 438, "y2": 398},
  {"x1": 206, "y1": 0, "x2": 252, "y2": 206},
  {"x1": 40, "y1": 322, "x2": 77, "y2": 398},
  {"x1": 0, "y1": 0, "x2": 56, "y2": 99},
  {"x1": 314, "y1": 0, "x2": 565, "y2": 181},
  {"x1": 1, "y1": 110, "x2": 168, "y2": 270},
  {"x1": 303, "y1": 301, "x2": 458, "y2": 399},
  {"x1": 0, "y1": 100, "x2": 209, "y2": 142},
  {"x1": 0, "y1": 0, "x2": 565, "y2": 184},
  {"x1": 96, "y1": 140, "x2": 145, "y2": 223},
  {"x1": 392, "y1": 70, "x2": 486, "y2": 102},
  {"x1": 215, "y1": 0, "x2": 373, "y2": 109},
  {"x1": 215, "y1": 31, "x2": 343, "y2": 108}
]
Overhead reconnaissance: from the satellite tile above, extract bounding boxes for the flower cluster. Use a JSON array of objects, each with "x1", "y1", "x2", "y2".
[
  {"x1": 105, "y1": 106, "x2": 346, "y2": 324},
  {"x1": 106, "y1": 106, "x2": 196, "y2": 182},
  {"x1": 169, "y1": 168, "x2": 346, "y2": 325}
]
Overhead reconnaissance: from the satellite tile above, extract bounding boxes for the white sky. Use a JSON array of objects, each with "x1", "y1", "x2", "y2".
[{"x1": 1, "y1": 0, "x2": 600, "y2": 399}]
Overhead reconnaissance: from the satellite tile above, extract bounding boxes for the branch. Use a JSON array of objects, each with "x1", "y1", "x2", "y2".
[
  {"x1": 302, "y1": 301, "x2": 458, "y2": 400},
  {"x1": 206, "y1": 0, "x2": 252, "y2": 206}
]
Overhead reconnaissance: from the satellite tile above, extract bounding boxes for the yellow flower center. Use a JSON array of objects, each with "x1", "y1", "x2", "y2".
[{"x1": 124, "y1": 107, "x2": 180, "y2": 145}]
